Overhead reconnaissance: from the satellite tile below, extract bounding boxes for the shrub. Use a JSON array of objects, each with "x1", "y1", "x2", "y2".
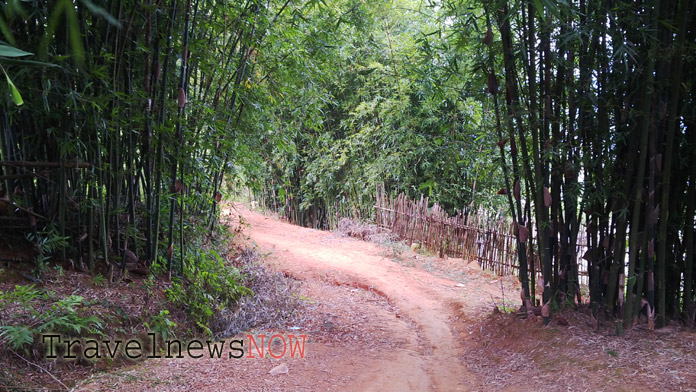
[
  {"x1": 165, "y1": 248, "x2": 251, "y2": 336},
  {"x1": 0, "y1": 285, "x2": 103, "y2": 355}
]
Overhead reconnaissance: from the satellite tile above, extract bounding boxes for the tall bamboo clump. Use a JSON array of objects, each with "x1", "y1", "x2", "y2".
[
  {"x1": 0, "y1": 0, "x2": 285, "y2": 277},
  {"x1": 480, "y1": 0, "x2": 695, "y2": 330}
]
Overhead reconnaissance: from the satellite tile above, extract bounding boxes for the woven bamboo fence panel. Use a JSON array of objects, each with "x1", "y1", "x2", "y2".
[{"x1": 374, "y1": 183, "x2": 588, "y2": 284}]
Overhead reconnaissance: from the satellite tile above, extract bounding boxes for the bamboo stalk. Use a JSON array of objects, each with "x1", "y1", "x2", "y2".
[{"x1": 0, "y1": 161, "x2": 91, "y2": 168}]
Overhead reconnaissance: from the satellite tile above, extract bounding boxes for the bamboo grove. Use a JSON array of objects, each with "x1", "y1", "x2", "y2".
[
  {"x1": 0, "y1": 0, "x2": 295, "y2": 276},
  {"x1": 252, "y1": 0, "x2": 509, "y2": 229},
  {"x1": 468, "y1": 0, "x2": 696, "y2": 331}
]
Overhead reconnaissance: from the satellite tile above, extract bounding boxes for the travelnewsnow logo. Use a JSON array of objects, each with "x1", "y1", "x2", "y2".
[{"x1": 41, "y1": 333, "x2": 307, "y2": 360}]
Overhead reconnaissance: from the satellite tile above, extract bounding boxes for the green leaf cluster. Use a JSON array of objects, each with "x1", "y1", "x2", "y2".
[{"x1": 0, "y1": 286, "x2": 103, "y2": 354}]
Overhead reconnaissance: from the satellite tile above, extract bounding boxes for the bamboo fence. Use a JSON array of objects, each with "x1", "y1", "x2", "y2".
[{"x1": 374, "y1": 183, "x2": 589, "y2": 285}]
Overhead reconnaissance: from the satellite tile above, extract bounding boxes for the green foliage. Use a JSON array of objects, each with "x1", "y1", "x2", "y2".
[
  {"x1": 0, "y1": 286, "x2": 103, "y2": 354},
  {"x1": 0, "y1": 0, "x2": 300, "y2": 280},
  {"x1": 0, "y1": 43, "x2": 31, "y2": 105},
  {"x1": 92, "y1": 274, "x2": 107, "y2": 287},
  {"x1": 165, "y1": 248, "x2": 251, "y2": 335},
  {"x1": 249, "y1": 0, "x2": 506, "y2": 230},
  {"x1": 26, "y1": 225, "x2": 69, "y2": 278},
  {"x1": 0, "y1": 45, "x2": 32, "y2": 57},
  {"x1": 1, "y1": 66, "x2": 23, "y2": 105},
  {"x1": 0, "y1": 284, "x2": 44, "y2": 306},
  {"x1": 0, "y1": 326, "x2": 34, "y2": 351},
  {"x1": 145, "y1": 310, "x2": 177, "y2": 341},
  {"x1": 43, "y1": 295, "x2": 104, "y2": 336}
]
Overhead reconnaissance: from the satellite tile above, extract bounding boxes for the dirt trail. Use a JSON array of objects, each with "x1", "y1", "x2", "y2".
[
  {"x1": 77, "y1": 204, "x2": 514, "y2": 391},
  {"x1": 236, "y1": 204, "x2": 493, "y2": 391}
]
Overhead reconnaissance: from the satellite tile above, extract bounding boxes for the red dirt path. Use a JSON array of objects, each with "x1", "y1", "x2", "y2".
[{"x1": 75, "y1": 203, "x2": 514, "y2": 391}]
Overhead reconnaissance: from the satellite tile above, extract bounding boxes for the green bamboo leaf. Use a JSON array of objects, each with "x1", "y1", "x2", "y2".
[
  {"x1": 532, "y1": 0, "x2": 546, "y2": 21},
  {"x1": 38, "y1": 0, "x2": 66, "y2": 61},
  {"x1": 541, "y1": 0, "x2": 562, "y2": 20},
  {"x1": 4, "y1": 71, "x2": 24, "y2": 106},
  {"x1": 0, "y1": 58, "x2": 59, "y2": 67},
  {"x1": 358, "y1": 67, "x2": 377, "y2": 75},
  {"x1": 65, "y1": 0, "x2": 85, "y2": 66},
  {"x1": 78, "y1": 0, "x2": 121, "y2": 27},
  {"x1": 0, "y1": 17, "x2": 17, "y2": 46},
  {"x1": 0, "y1": 44, "x2": 33, "y2": 57}
]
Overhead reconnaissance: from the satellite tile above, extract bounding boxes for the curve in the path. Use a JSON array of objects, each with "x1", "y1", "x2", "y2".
[{"x1": 239, "y1": 204, "x2": 481, "y2": 392}]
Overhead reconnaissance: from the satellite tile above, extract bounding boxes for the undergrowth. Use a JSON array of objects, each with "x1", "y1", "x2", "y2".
[
  {"x1": 162, "y1": 247, "x2": 253, "y2": 336},
  {"x1": 1, "y1": 238, "x2": 299, "y2": 365},
  {"x1": 26, "y1": 224, "x2": 69, "y2": 279},
  {"x1": 214, "y1": 248, "x2": 300, "y2": 338},
  {"x1": 0, "y1": 215, "x2": 301, "y2": 392},
  {"x1": 0, "y1": 285, "x2": 104, "y2": 356}
]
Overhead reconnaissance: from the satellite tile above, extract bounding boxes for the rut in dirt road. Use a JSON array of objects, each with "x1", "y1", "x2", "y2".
[{"x1": 238, "y1": 204, "x2": 484, "y2": 391}]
